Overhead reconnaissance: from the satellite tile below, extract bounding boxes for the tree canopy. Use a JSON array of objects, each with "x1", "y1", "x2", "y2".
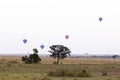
[{"x1": 48, "y1": 45, "x2": 71, "y2": 64}]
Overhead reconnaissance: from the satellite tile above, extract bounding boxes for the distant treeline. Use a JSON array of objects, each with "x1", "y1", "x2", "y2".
[
  {"x1": 68, "y1": 55, "x2": 120, "y2": 59},
  {"x1": 0, "y1": 54, "x2": 120, "y2": 59}
]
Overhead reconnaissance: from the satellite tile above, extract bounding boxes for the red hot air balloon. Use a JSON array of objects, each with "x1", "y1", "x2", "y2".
[{"x1": 65, "y1": 35, "x2": 69, "y2": 39}]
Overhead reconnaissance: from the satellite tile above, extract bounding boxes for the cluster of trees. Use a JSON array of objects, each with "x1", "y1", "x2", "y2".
[
  {"x1": 22, "y1": 45, "x2": 71, "y2": 64},
  {"x1": 22, "y1": 48, "x2": 41, "y2": 64}
]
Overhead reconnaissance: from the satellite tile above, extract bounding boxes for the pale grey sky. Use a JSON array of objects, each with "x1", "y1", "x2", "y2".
[{"x1": 0, "y1": 0, "x2": 120, "y2": 55}]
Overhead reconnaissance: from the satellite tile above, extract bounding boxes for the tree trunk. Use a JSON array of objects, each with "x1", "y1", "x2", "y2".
[{"x1": 57, "y1": 52, "x2": 60, "y2": 64}]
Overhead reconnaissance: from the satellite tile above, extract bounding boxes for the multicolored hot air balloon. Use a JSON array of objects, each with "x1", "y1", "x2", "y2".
[
  {"x1": 65, "y1": 35, "x2": 69, "y2": 39},
  {"x1": 23, "y1": 39, "x2": 27, "y2": 44},
  {"x1": 99, "y1": 17, "x2": 103, "y2": 22},
  {"x1": 40, "y1": 45, "x2": 44, "y2": 49}
]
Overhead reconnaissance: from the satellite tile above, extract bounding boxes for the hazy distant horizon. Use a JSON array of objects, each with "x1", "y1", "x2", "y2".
[
  {"x1": 0, "y1": 53, "x2": 118, "y2": 57},
  {"x1": 0, "y1": 0, "x2": 120, "y2": 55}
]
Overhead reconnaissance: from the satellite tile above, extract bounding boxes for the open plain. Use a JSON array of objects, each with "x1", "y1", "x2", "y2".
[{"x1": 0, "y1": 56, "x2": 120, "y2": 80}]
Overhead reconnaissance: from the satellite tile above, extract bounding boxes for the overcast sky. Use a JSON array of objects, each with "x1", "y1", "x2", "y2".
[{"x1": 0, "y1": 0, "x2": 120, "y2": 55}]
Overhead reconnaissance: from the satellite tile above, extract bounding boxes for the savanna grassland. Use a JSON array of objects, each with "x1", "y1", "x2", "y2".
[{"x1": 0, "y1": 57, "x2": 120, "y2": 80}]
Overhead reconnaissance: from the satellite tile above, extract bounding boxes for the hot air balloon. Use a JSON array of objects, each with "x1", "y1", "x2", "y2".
[
  {"x1": 65, "y1": 35, "x2": 69, "y2": 39},
  {"x1": 99, "y1": 17, "x2": 103, "y2": 22},
  {"x1": 40, "y1": 45, "x2": 44, "y2": 49},
  {"x1": 23, "y1": 39, "x2": 27, "y2": 44}
]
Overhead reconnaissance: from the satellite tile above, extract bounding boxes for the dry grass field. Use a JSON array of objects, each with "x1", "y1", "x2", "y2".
[
  {"x1": 0, "y1": 56, "x2": 120, "y2": 80},
  {"x1": 1, "y1": 56, "x2": 120, "y2": 64},
  {"x1": 41, "y1": 58, "x2": 120, "y2": 64}
]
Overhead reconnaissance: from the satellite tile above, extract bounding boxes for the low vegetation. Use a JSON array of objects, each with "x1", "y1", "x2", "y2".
[
  {"x1": 0, "y1": 57, "x2": 120, "y2": 80},
  {"x1": 48, "y1": 68, "x2": 91, "y2": 77}
]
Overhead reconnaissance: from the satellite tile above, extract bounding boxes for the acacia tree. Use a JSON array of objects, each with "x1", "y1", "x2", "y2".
[{"x1": 48, "y1": 45, "x2": 71, "y2": 64}]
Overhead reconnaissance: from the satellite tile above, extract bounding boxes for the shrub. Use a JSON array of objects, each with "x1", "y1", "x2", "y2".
[
  {"x1": 48, "y1": 68, "x2": 91, "y2": 77},
  {"x1": 53, "y1": 62, "x2": 59, "y2": 64},
  {"x1": 101, "y1": 66, "x2": 108, "y2": 76},
  {"x1": 41, "y1": 77, "x2": 51, "y2": 80},
  {"x1": 77, "y1": 69, "x2": 91, "y2": 77},
  {"x1": 48, "y1": 71, "x2": 54, "y2": 76},
  {"x1": 101, "y1": 70, "x2": 107, "y2": 76},
  {"x1": 48, "y1": 69, "x2": 69, "y2": 77},
  {"x1": 64, "y1": 69, "x2": 76, "y2": 76}
]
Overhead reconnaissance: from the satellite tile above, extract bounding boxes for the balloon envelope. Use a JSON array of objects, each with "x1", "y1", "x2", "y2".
[
  {"x1": 99, "y1": 17, "x2": 103, "y2": 22},
  {"x1": 23, "y1": 39, "x2": 27, "y2": 44},
  {"x1": 65, "y1": 35, "x2": 69, "y2": 39},
  {"x1": 40, "y1": 45, "x2": 44, "y2": 49}
]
